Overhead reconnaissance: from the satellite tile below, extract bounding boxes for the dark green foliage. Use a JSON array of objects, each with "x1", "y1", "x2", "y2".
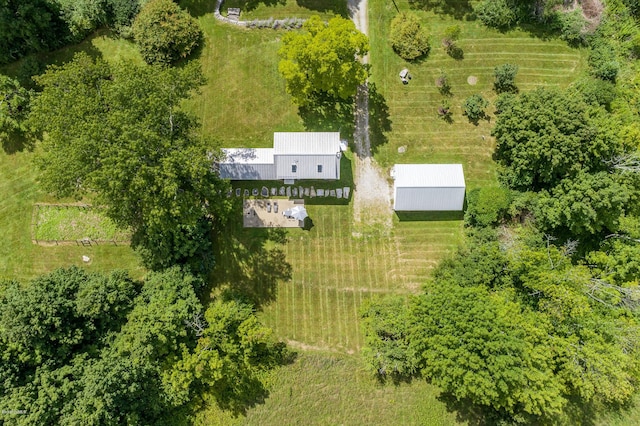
[
  {"x1": 550, "y1": 8, "x2": 588, "y2": 45},
  {"x1": 462, "y1": 94, "x2": 488, "y2": 124},
  {"x1": 0, "y1": 0, "x2": 68, "y2": 65},
  {"x1": 56, "y1": 0, "x2": 108, "y2": 39},
  {"x1": 29, "y1": 53, "x2": 231, "y2": 270},
  {"x1": 106, "y1": 0, "x2": 141, "y2": 30},
  {"x1": 623, "y1": 0, "x2": 640, "y2": 18},
  {"x1": 389, "y1": 12, "x2": 431, "y2": 61},
  {"x1": 493, "y1": 88, "x2": 623, "y2": 191},
  {"x1": 410, "y1": 282, "x2": 564, "y2": 418},
  {"x1": 493, "y1": 63, "x2": 519, "y2": 93},
  {"x1": 573, "y1": 77, "x2": 617, "y2": 108},
  {"x1": 361, "y1": 296, "x2": 417, "y2": 379},
  {"x1": 474, "y1": 0, "x2": 517, "y2": 29},
  {"x1": 536, "y1": 171, "x2": 631, "y2": 238},
  {"x1": 133, "y1": 0, "x2": 203, "y2": 65},
  {"x1": 0, "y1": 267, "x2": 137, "y2": 364},
  {"x1": 0, "y1": 267, "x2": 285, "y2": 423},
  {"x1": 0, "y1": 75, "x2": 32, "y2": 148},
  {"x1": 589, "y1": 43, "x2": 620, "y2": 82},
  {"x1": 465, "y1": 186, "x2": 512, "y2": 227}
]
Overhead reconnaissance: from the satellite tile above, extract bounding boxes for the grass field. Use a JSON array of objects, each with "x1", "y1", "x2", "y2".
[
  {"x1": 196, "y1": 353, "x2": 463, "y2": 425},
  {"x1": 33, "y1": 204, "x2": 130, "y2": 242},
  {"x1": 369, "y1": 0, "x2": 588, "y2": 190},
  {"x1": 0, "y1": 151, "x2": 143, "y2": 281}
]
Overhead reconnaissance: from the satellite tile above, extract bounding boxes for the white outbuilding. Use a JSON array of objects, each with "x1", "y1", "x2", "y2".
[{"x1": 392, "y1": 164, "x2": 466, "y2": 211}]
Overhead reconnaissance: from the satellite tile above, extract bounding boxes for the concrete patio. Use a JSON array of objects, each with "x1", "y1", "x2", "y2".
[{"x1": 243, "y1": 199, "x2": 305, "y2": 228}]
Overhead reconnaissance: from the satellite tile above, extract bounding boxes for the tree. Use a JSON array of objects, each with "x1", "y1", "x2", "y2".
[
  {"x1": 389, "y1": 12, "x2": 430, "y2": 61},
  {"x1": 410, "y1": 282, "x2": 565, "y2": 419},
  {"x1": 465, "y1": 186, "x2": 512, "y2": 227},
  {"x1": 29, "y1": 53, "x2": 230, "y2": 269},
  {"x1": 162, "y1": 299, "x2": 288, "y2": 412},
  {"x1": 133, "y1": 0, "x2": 203, "y2": 65},
  {"x1": 462, "y1": 94, "x2": 488, "y2": 124},
  {"x1": 0, "y1": 0, "x2": 68, "y2": 65},
  {"x1": 474, "y1": 0, "x2": 517, "y2": 29},
  {"x1": 492, "y1": 88, "x2": 624, "y2": 191},
  {"x1": 361, "y1": 296, "x2": 418, "y2": 379},
  {"x1": 278, "y1": 15, "x2": 369, "y2": 106},
  {"x1": 536, "y1": 171, "x2": 631, "y2": 238},
  {"x1": 0, "y1": 267, "x2": 209, "y2": 425},
  {"x1": 493, "y1": 63, "x2": 519, "y2": 93},
  {"x1": 56, "y1": 0, "x2": 108, "y2": 39}
]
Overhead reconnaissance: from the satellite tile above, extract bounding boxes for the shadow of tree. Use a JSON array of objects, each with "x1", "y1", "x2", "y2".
[
  {"x1": 209, "y1": 202, "x2": 292, "y2": 309},
  {"x1": 1, "y1": 131, "x2": 36, "y2": 154},
  {"x1": 368, "y1": 83, "x2": 392, "y2": 155},
  {"x1": 298, "y1": 92, "x2": 355, "y2": 137},
  {"x1": 408, "y1": 0, "x2": 474, "y2": 20},
  {"x1": 296, "y1": 0, "x2": 349, "y2": 17}
]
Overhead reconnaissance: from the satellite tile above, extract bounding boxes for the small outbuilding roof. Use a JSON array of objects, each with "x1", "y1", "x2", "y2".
[
  {"x1": 274, "y1": 132, "x2": 341, "y2": 155},
  {"x1": 221, "y1": 148, "x2": 274, "y2": 164},
  {"x1": 393, "y1": 164, "x2": 465, "y2": 188}
]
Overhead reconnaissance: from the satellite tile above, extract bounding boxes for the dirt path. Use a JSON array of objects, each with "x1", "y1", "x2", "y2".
[{"x1": 348, "y1": 0, "x2": 393, "y2": 233}]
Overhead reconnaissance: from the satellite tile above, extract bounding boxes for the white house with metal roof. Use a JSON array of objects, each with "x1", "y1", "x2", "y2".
[
  {"x1": 392, "y1": 164, "x2": 466, "y2": 211},
  {"x1": 219, "y1": 132, "x2": 342, "y2": 181}
]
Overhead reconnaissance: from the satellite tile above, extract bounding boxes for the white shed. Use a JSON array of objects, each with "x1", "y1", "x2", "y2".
[
  {"x1": 219, "y1": 148, "x2": 277, "y2": 180},
  {"x1": 393, "y1": 164, "x2": 466, "y2": 211}
]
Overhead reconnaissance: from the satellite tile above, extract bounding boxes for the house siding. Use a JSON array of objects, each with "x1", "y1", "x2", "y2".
[{"x1": 276, "y1": 155, "x2": 340, "y2": 180}]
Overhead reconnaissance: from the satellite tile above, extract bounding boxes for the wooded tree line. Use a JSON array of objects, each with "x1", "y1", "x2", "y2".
[
  {"x1": 0, "y1": 267, "x2": 288, "y2": 424},
  {"x1": 363, "y1": 1, "x2": 640, "y2": 423},
  {"x1": 0, "y1": 0, "x2": 202, "y2": 66}
]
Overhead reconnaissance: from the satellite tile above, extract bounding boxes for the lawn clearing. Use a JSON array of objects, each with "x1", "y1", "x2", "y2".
[
  {"x1": 33, "y1": 204, "x2": 130, "y2": 242},
  {"x1": 195, "y1": 352, "x2": 464, "y2": 426},
  {"x1": 0, "y1": 151, "x2": 143, "y2": 281}
]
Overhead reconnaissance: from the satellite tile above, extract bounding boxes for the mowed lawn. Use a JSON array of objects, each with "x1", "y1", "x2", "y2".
[
  {"x1": 196, "y1": 353, "x2": 462, "y2": 426},
  {"x1": 369, "y1": 0, "x2": 587, "y2": 190}
]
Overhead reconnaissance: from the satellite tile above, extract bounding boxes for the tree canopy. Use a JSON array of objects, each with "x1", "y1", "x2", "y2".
[
  {"x1": 389, "y1": 12, "x2": 431, "y2": 61},
  {"x1": 0, "y1": 267, "x2": 287, "y2": 424},
  {"x1": 493, "y1": 87, "x2": 624, "y2": 191},
  {"x1": 29, "y1": 53, "x2": 230, "y2": 269},
  {"x1": 133, "y1": 0, "x2": 203, "y2": 65},
  {"x1": 278, "y1": 15, "x2": 369, "y2": 106}
]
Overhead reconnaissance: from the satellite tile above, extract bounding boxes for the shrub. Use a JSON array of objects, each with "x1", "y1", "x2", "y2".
[
  {"x1": 588, "y1": 44, "x2": 620, "y2": 82},
  {"x1": 494, "y1": 63, "x2": 519, "y2": 93},
  {"x1": 463, "y1": 94, "x2": 489, "y2": 124},
  {"x1": 435, "y1": 72, "x2": 451, "y2": 95},
  {"x1": 475, "y1": 0, "x2": 517, "y2": 29},
  {"x1": 465, "y1": 186, "x2": 512, "y2": 227},
  {"x1": 389, "y1": 12, "x2": 430, "y2": 61},
  {"x1": 573, "y1": 77, "x2": 616, "y2": 107},
  {"x1": 437, "y1": 99, "x2": 452, "y2": 121},
  {"x1": 442, "y1": 24, "x2": 462, "y2": 59},
  {"x1": 551, "y1": 9, "x2": 588, "y2": 46},
  {"x1": 132, "y1": 0, "x2": 203, "y2": 65}
]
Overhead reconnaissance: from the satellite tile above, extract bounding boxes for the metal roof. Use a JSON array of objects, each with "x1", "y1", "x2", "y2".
[
  {"x1": 273, "y1": 132, "x2": 341, "y2": 155},
  {"x1": 393, "y1": 164, "x2": 465, "y2": 188},
  {"x1": 221, "y1": 148, "x2": 274, "y2": 164}
]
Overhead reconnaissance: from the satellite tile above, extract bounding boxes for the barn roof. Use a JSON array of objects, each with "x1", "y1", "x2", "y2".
[
  {"x1": 221, "y1": 148, "x2": 274, "y2": 164},
  {"x1": 393, "y1": 164, "x2": 465, "y2": 188},
  {"x1": 273, "y1": 132, "x2": 341, "y2": 155}
]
